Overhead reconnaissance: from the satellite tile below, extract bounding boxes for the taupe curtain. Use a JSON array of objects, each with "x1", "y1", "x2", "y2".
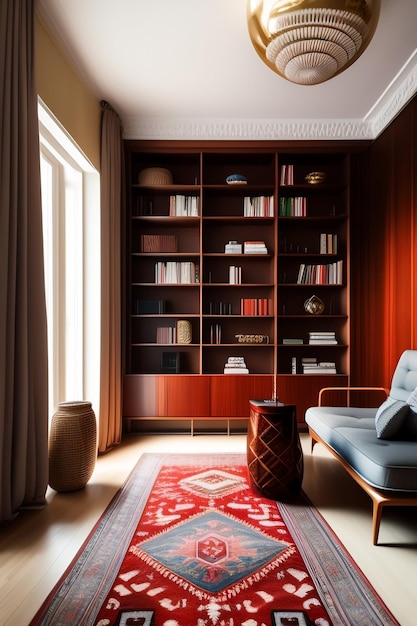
[
  {"x1": 0, "y1": 0, "x2": 49, "y2": 523},
  {"x1": 98, "y1": 101, "x2": 123, "y2": 453}
]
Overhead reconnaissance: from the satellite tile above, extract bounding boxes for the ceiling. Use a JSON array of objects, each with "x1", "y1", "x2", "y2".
[{"x1": 37, "y1": 0, "x2": 417, "y2": 141}]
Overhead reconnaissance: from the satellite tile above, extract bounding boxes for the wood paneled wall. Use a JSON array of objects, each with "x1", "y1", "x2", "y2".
[{"x1": 350, "y1": 96, "x2": 417, "y2": 388}]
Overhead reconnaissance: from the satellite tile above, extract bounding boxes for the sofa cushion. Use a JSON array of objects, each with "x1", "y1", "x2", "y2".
[
  {"x1": 401, "y1": 387, "x2": 417, "y2": 440},
  {"x1": 375, "y1": 397, "x2": 409, "y2": 439},
  {"x1": 407, "y1": 387, "x2": 417, "y2": 406}
]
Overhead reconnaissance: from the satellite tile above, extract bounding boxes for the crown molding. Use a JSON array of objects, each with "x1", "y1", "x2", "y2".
[
  {"x1": 365, "y1": 49, "x2": 417, "y2": 138},
  {"x1": 123, "y1": 50, "x2": 417, "y2": 142},
  {"x1": 122, "y1": 117, "x2": 374, "y2": 141}
]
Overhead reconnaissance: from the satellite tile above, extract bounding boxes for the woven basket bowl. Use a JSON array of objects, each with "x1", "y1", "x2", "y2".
[{"x1": 138, "y1": 167, "x2": 173, "y2": 185}]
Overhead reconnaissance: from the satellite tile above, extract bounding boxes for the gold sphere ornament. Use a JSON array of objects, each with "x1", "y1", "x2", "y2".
[{"x1": 247, "y1": 0, "x2": 381, "y2": 85}]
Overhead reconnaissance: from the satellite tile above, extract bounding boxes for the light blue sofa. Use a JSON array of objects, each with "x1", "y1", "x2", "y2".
[{"x1": 305, "y1": 350, "x2": 417, "y2": 544}]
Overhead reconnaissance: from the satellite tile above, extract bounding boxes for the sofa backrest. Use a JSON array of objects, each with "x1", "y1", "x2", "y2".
[{"x1": 390, "y1": 350, "x2": 417, "y2": 401}]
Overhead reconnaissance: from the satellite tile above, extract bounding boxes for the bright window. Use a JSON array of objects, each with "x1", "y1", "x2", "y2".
[{"x1": 38, "y1": 99, "x2": 100, "y2": 422}]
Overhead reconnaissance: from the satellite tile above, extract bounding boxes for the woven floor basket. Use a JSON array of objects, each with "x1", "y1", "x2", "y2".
[{"x1": 49, "y1": 401, "x2": 97, "y2": 492}]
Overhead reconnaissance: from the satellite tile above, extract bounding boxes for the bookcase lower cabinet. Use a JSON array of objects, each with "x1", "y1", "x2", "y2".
[
  {"x1": 275, "y1": 374, "x2": 348, "y2": 425},
  {"x1": 123, "y1": 374, "x2": 273, "y2": 434}
]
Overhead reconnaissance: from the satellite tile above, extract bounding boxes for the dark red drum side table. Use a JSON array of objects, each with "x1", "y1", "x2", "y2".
[{"x1": 247, "y1": 400, "x2": 304, "y2": 500}]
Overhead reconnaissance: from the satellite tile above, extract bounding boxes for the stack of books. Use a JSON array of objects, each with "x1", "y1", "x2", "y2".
[
  {"x1": 243, "y1": 241, "x2": 268, "y2": 254},
  {"x1": 225, "y1": 241, "x2": 242, "y2": 254},
  {"x1": 224, "y1": 356, "x2": 249, "y2": 374},
  {"x1": 283, "y1": 338, "x2": 303, "y2": 344},
  {"x1": 308, "y1": 331, "x2": 337, "y2": 344},
  {"x1": 302, "y1": 358, "x2": 337, "y2": 374}
]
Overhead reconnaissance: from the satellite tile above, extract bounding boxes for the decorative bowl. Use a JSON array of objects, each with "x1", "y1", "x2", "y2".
[
  {"x1": 226, "y1": 173, "x2": 247, "y2": 185},
  {"x1": 305, "y1": 171, "x2": 326, "y2": 185},
  {"x1": 304, "y1": 295, "x2": 325, "y2": 315},
  {"x1": 139, "y1": 167, "x2": 173, "y2": 185}
]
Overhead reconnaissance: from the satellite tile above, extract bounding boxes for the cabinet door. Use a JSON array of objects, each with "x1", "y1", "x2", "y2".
[
  {"x1": 210, "y1": 375, "x2": 273, "y2": 417},
  {"x1": 159, "y1": 375, "x2": 210, "y2": 417},
  {"x1": 123, "y1": 374, "x2": 211, "y2": 418},
  {"x1": 277, "y1": 374, "x2": 349, "y2": 422},
  {"x1": 123, "y1": 375, "x2": 157, "y2": 417}
]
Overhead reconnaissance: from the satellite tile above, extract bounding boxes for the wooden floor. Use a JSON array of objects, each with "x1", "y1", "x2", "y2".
[{"x1": 1, "y1": 432, "x2": 417, "y2": 626}]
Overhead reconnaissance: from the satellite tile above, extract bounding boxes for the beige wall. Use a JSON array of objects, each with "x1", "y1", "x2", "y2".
[{"x1": 35, "y1": 14, "x2": 101, "y2": 171}]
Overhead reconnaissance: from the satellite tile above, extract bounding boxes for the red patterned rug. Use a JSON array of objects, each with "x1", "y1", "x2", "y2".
[{"x1": 31, "y1": 453, "x2": 398, "y2": 626}]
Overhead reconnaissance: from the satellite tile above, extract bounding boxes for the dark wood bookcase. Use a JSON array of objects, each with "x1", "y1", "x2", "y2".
[{"x1": 123, "y1": 142, "x2": 350, "y2": 433}]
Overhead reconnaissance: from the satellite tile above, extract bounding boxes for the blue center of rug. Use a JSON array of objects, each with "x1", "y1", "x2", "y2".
[{"x1": 139, "y1": 510, "x2": 287, "y2": 593}]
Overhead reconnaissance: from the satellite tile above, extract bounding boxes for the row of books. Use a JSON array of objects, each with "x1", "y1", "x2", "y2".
[
  {"x1": 229, "y1": 265, "x2": 242, "y2": 284},
  {"x1": 141, "y1": 234, "x2": 177, "y2": 253},
  {"x1": 279, "y1": 196, "x2": 307, "y2": 216},
  {"x1": 280, "y1": 164, "x2": 294, "y2": 186},
  {"x1": 134, "y1": 299, "x2": 165, "y2": 314},
  {"x1": 154, "y1": 261, "x2": 199, "y2": 284},
  {"x1": 243, "y1": 195, "x2": 274, "y2": 217},
  {"x1": 223, "y1": 356, "x2": 249, "y2": 374},
  {"x1": 302, "y1": 357, "x2": 337, "y2": 374},
  {"x1": 308, "y1": 331, "x2": 337, "y2": 345},
  {"x1": 208, "y1": 302, "x2": 233, "y2": 315},
  {"x1": 297, "y1": 260, "x2": 343, "y2": 284},
  {"x1": 169, "y1": 195, "x2": 199, "y2": 216},
  {"x1": 156, "y1": 326, "x2": 177, "y2": 344},
  {"x1": 210, "y1": 323, "x2": 222, "y2": 344},
  {"x1": 320, "y1": 233, "x2": 338, "y2": 254},
  {"x1": 240, "y1": 298, "x2": 270, "y2": 315}
]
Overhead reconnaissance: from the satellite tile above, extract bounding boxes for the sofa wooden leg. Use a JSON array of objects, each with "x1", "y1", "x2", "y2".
[{"x1": 372, "y1": 500, "x2": 384, "y2": 545}]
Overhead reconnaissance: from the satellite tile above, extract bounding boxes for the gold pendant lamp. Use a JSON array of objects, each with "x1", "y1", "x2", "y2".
[{"x1": 247, "y1": 0, "x2": 381, "y2": 85}]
